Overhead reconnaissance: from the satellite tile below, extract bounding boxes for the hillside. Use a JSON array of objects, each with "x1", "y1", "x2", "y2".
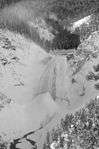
[
  {"x1": 0, "y1": 1, "x2": 99, "y2": 149},
  {"x1": 0, "y1": 27, "x2": 99, "y2": 149},
  {"x1": 36, "y1": 31, "x2": 99, "y2": 149},
  {"x1": 44, "y1": 97, "x2": 99, "y2": 149}
]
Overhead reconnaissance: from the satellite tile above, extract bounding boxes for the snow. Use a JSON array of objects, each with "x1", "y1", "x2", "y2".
[
  {"x1": 16, "y1": 139, "x2": 33, "y2": 149},
  {"x1": 71, "y1": 15, "x2": 92, "y2": 32},
  {"x1": 0, "y1": 29, "x2": 58, "y2": 142},
  {"x1": 0, "y1": 28, "x2": 99, "y2": 148}
]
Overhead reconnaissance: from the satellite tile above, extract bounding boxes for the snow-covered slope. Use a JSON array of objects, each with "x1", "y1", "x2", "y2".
[
  {"x1": 36, "y1": 31, "x2": 99, "y2": 149},
  {"x1": 0, "y1": 29, "x2": 60, "y2": 147},
  {"x1": 1, "y1": 27, "x2": 99, "y2": 149}
]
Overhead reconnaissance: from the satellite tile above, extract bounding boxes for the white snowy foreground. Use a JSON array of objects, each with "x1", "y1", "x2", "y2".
[
  {"x1": 0, "y1": 29, "x2": 59, "y2": 143},
  {"x1": 0, "y1": 28, "x2": 99, "y2": 148}
]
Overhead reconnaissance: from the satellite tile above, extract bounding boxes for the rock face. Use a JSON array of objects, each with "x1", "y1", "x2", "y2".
[{"x1": 52, "y1": 30, "x2": 80, "y2": 50}]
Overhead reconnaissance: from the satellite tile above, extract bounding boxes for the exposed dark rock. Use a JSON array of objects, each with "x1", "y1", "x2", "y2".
[
  {"x1": 9, "y1": 138, "x2": 21, "y2": 149},
  {"x1": 66, "y1": 54, "x2": 74, "y2": 61},
  {"x1": 52, "y1": 29, "x2": 80, "y2": 50},
  {"x1": 46, "y1": 17, "x2": 81, "y2": 50},
  {"x1": 26, "y1": 138, "x2": 37, "y2": 149},
  {"x1": 93, "y1": 64, "x2": 99, "y2": 72},
  {"x1": 94, "y1": 73, "x2": 99, "y2": 81},
  {"x1": 9, "y1": 126, "x2": 43, "y2": 149},
  {"x1": 94, "y1": 83, "x2": 99, "y2": 90}
]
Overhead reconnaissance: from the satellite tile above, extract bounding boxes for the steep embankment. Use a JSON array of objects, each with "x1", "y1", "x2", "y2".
[
  {"x1": 1, "y1": 28, "x2": 99, "y2": 149},
  {"x1": 35, "y1": 31, "x2": 99, "y2": 149},
  {"x1": 0, "y1": 2, "x2": 99, "y2": 148},
  {"x1": 0, "y1": 28, "x2": 60, "y2": 148}
]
